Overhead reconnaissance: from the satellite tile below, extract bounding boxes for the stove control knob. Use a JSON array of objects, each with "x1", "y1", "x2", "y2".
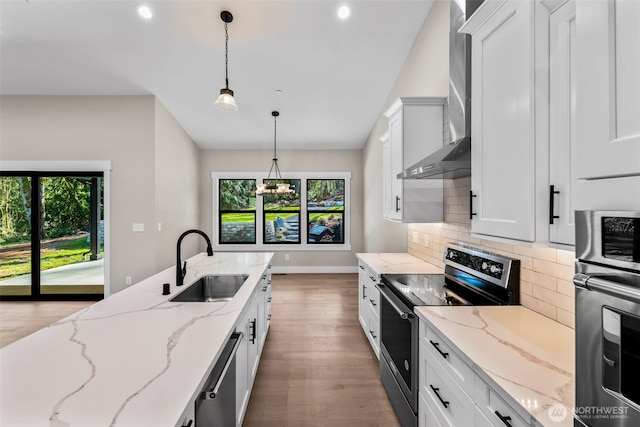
[
  {"x1": 482, "y1": 262, "x2": 487, "y2": 271},
  {"x1": 490, "y1": 265, "x2": 500, "y2": 274}
]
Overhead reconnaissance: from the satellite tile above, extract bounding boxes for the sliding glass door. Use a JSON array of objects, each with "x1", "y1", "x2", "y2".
[{"x1": 0, "y1": 172, "x2": 104, "y2": 300}]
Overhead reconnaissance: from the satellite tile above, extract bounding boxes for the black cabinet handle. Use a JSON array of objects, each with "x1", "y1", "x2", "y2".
[
  {"x1": 495, "y1": 410, "x2": 513, "y2": 426},
  {"x1": 429, "y1": 340, "x2": 449, "y2": 359},
  {"x1": 369, "y1": 329, "x2": 377, "y2": 339},
  {"x1": 395, "y1": 196, "x2": 401, "y2": 212},
  {"x1": 470, "y1": 191, "x2": 477, "y2": 220},
  {"x1": 429, "y1": 385, "x2": 450, "y2": 408},
  {"x1": 549, "y1": 185, "x2": 560, "y2": 224},
  {"x1": 267, "y1": 297, "x2": 272, "y2": 303},
  {"x1": 359, "y1": 265, "x2": 364, "y2": 270},
  {"x1": 182, "y1": 420, "x2": 193, "y2": 427},
  {"x1": 362, "y1": 284, "x2": 367, "y2": 299},
  {"x1": 250, "y1": 319, "x2": 257, "y2": 344},
  {"x1": 369, "y1": 298, "x2": 377, "y2": 307}
]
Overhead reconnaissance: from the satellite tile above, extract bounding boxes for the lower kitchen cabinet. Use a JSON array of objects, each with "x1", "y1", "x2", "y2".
[
  {"x1": 418, "y1": 318, "x2": 534, "y2": 427},
  {"x1": 236, "y1": 291, "x2": 260, "y2": 426},
  {"x1": 357, "y1": 260, "x2": 381, "y2": 358}
]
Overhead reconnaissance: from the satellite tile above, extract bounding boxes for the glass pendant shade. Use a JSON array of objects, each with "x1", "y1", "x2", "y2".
[{"x1": 214, "y1": 88, "x2": 238, "y2": 111}]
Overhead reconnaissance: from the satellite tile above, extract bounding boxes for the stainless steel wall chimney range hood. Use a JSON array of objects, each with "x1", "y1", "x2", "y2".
[{"x1": 399, "y1": 0, "x2": 478, "y2": 180}]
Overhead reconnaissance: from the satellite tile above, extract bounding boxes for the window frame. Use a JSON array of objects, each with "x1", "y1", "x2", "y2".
[
  {"x1": 262, "y1": 179, "x2": 301, "y2": 245},
  {"x1": 218, "y1": 179, "x2": 257, "y2": 245},
  {"x1": 306, "y1": 179, "x2": 346, "y2": 245},
  {"x1": 212, "y1": 172, "x2": 351, "y2": 252}
]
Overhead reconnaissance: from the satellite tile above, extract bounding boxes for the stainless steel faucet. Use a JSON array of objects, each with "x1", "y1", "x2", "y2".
[{"x1": 176, "y1": 229, "x2": 214, "y2": 286}]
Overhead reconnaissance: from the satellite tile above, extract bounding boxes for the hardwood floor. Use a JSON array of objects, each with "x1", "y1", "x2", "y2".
[
  {"x1": 0, "y1": 274, "x2": 400, "y2": 426},
  {"x1": 0, "y1": 301, "x2": 93, "y2": 348},
  {"x1": 244, "y1": 273, "x2": 400, "y2": 427}
]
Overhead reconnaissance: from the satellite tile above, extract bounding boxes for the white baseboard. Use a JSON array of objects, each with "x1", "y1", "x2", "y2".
[{"x1": 270, "y1": 265, "x2": 358, "y2": 274}]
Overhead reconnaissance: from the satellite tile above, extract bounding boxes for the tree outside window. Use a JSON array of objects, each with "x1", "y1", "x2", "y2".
[
  {"x1": 219, "y1": 179, "x2": 256, "y2": 244},
  {"x1": 307, "y1": 179, "x2": 345, "y2": 244},
  {"x1": 263, "y1": 179, "x2": 301, "y2": 244}
]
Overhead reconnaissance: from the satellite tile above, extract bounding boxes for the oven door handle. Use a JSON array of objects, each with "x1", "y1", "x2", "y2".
[
  {"x1": 377, "y1": 284, "x2": 413, "y2": 320},
  {"x1": 574, "y1": 273, "x2": 640, "y2": 304}
]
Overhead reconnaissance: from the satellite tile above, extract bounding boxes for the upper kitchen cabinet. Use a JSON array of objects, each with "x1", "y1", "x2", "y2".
[
  {"x1": 549, "y1": 0, "x2": 576, "y2": 247},
  {"x1": 461, "y1": 0, "x2": 551, "y2": 242},
  {"x1": 575, "y1": 0, "x2": 640, "y2": 181},
  {"x1": 570, "y1": 0, "x2": 640, "y2": 212},
  {"x1": 383, "y1": 97, "x2": 446, "y2": 223}
]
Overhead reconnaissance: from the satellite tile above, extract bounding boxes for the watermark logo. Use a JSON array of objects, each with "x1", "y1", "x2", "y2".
[{"x1": 548, "y1": 403, "x2": 568, "y2": 422}]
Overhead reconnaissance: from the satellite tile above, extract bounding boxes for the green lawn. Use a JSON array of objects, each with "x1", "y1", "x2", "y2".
[
  {"x1": 0, "y1": 236, "x2": 100, "y2": 281},
  {"x1": 221, "y1": 213, "x2": 256, "y2": 223}
]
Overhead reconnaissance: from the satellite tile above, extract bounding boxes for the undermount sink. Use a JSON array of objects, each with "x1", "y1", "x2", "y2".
[{"x1": 170, "y1": 274, "x2": 248, "y2": 302}]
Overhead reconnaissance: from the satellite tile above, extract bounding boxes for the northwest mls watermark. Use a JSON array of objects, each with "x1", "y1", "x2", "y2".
[{"x1": 547, "y1": 403, "x2": 629, "y2": 423}]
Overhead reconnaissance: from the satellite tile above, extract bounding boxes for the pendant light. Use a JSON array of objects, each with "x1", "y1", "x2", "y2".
[
  {"x1": 256, "y1": 111, "x2": 294, "y2": 196},
  {"x1": 213, "y1": 10, "x2": 238, "y2": 111}
]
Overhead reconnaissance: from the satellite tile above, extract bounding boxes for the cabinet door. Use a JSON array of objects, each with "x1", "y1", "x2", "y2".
[
  {"x1": 381, "y1": 134, "x2": 393, "y2": 219},
  {"x1": 549, "y1": 0, "x2": 576, "y2": 246},
  {"x1": 357, "y1": 268, "x2": 368, "y2": 331},
  {"x1": 470, "y1": 0, "x2": 536, "y2": 241},
  {"x1": 389, "y1": 109, "x2": 403, "y2": 221},
  {"x1": 576, "y1": 0, "x2": 640, "y2": 180},
  {"x1": 235, "y1": 324, "x2": 249, "y2": 427}
]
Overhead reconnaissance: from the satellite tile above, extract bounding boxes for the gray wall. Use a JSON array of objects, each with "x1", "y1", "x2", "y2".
[
  {"x1": 362, "y1": 0, "x2": 450, "y2": 253},
  {"x1": 154, "y1": 98, "x2": 201, "y2": 271},
  {"x1": 198, "y1": 149, "x2": 364, "y2": 270},
  {"x1": 0, "y1": 95, "x2": 200, "y2": 294}
]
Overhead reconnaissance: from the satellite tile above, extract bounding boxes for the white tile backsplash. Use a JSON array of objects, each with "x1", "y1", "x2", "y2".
[{"x1": 407, "y1": 177, "x2": 577, "y2": 328}]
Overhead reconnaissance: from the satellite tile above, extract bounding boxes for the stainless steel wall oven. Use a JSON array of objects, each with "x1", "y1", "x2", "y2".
[
  {"x1": 378, "y1": 243, "x2": 520, "y2": 427},
  {"x1": 575, "y1": 211, "x2": 640, "y2": 427}
]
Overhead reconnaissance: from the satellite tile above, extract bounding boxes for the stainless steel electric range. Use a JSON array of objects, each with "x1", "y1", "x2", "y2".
[{"x1": 378, "y1": 243, "x2": 520, "y2": 427}]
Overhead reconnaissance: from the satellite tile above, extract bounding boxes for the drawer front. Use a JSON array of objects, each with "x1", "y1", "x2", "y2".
[
  {"x1": 476, "y1": 381, "x2": 530, "y2": 427},
  {"x1": 474, "y1": 405, "x2": 495, "y2": 427},
  {"x1": 419, "y1": 391, "x2": 443, "y2": 427},
  {"x1": 422, "y1": 356, "x2": 474, "y2": 427},
  {"x1": 421, "y1": 321, "x2": 475, "y2": 397},
  {"x1": 367, "y1": 281, "x2": 380, "y2": 314},
  {"x1": 367, "y1": 304, "x2": 380, "y2": 358}
]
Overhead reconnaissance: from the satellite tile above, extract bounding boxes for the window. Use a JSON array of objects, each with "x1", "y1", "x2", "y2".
[
  {"x1": 263, "y1": 179, "x2": 301, "y2": 244},
  {"x1": 213, "y1": 172, "x2": 351, "y2": 251},
  {"x1": 307, "y1": 179, "x2": 345, "y2": 244},
  {"x1": 219, "y1": 179, "x2": 256, "y2": 244}
]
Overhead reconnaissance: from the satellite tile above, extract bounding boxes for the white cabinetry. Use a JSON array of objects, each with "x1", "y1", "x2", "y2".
[
  {"x1": 549, "y1": 0, "x2": 576, "y2": 247},
  {"x1": 357, "y1": 260, "x2": 380, "y2": 359},
  {"x1": 235, "y1": 265, "x2": 270, "y2": 427},
  {"x1": 572, "y1": 0, "x2": 640, "y2": 211},
  {"x1": 381, "y1": 132, "x2": 393, "y2": 218},
  {"x1": 461, "y1": 0, "x2": 550, "y2": 243},
  {"x1": 383, "y1": 97, "x2": 446, "y2": 223},
  {"x1": 575, "y1": 0, "x2": 640, "y2": 180},
  {"x1": 418, "y1": 318, "x2": 531, "y2": 427}
]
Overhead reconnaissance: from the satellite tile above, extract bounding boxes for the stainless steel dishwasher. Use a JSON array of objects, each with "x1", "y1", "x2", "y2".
[{"x1": 195, "y1": 331, "x2": 243, "y2": 426}]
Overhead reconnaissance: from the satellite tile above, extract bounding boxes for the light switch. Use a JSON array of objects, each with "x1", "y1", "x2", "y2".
[{"x1": 132, "y1": 223, "x2": 144, "y2": 232}]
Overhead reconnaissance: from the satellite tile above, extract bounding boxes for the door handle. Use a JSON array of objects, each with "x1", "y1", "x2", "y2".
[
  {"x1": 250, "y1": 319, "x2": 257, "y2": 344},
  {"x1": 429, "y1": 340, "x2": 449, "y2": 359},
  {"x1": 429, "y1": 385, "x2": 450, "y2": 408},
  {"x1": 470, "y1": 191, "x2": 477, "y2": 219},
  {"x1": 494, "y1": 410, "x2": 513, "y2": 426},
  {"x1": 378, "y1": 285, "x2": 412, "y2": 320},
  {"x1": 549, "y1": 185, "x2": 560, "y2": 224},
  {"x1": 395, "y1": 196, "x2": 401, "y2": 212},
  {"x1": 204, "y1": 332, "x2": 243, "y2": 400}
]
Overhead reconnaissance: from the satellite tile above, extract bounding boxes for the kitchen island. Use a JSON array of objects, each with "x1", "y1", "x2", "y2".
[{"x1": 0, "y1": 251, "x2": 273, "y2": 427}]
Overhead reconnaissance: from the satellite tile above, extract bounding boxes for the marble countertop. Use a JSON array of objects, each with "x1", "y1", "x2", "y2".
[
  {"x1": 0, "y1": 251, "x2": 273, "y2": 427},
  {"x1": 356, "y1": 252, "x2": 441, "y2": 275},
  {"x1": 415, "y1": 305, "x2": 574, "y2": 427}
]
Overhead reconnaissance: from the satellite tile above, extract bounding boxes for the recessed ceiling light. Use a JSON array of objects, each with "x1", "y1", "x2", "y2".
[
  {"x1": 337, "y1": 5, "x2": 351, "y2": 20},
  {"x1": 137, "y1": 5, "x2": 153, "y2": 20}
]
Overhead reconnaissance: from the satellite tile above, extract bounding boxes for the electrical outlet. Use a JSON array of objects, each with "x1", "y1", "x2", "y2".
[
  {"x1": 284, "y1": 253, "x2": 290, "y2": 261},
  {"x1": 157, "y1": 222, "x2": 162, "y2": 231},
  {"x1": 412, "y1": 231, "x2": 418, "y2": 243},
  {"x1": 132, "y1": 223, "x2": 144, "y2": 232},
  {"x1": 424, "y1": 234, "x2": 429, "y2": 247},
  {"x1": 125, "y1": 276, "x2": 132, "y2": 285}
]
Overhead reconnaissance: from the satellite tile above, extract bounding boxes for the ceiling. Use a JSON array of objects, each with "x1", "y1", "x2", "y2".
[{"x1": 0, "y1": 0, "x2": 436, "y2": 150}]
